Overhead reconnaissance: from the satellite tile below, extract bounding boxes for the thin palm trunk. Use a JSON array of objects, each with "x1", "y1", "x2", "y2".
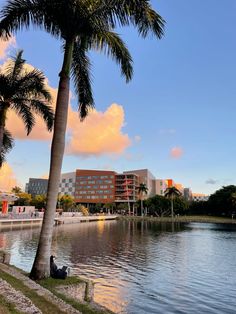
[
  {"x1": 171, "y1": 194, "x2": 174, "y2": 220},
  {"x1": 141, "y1": 197, "x2": 143, "y2": 216},
  {"x1": 30, "y1": 40, "x2": 74, "y2": 279}
]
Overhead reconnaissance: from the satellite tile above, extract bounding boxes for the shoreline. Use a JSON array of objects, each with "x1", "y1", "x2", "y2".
[{"x1": 118, "y1": 215, "x2": 236, "y2": 224}]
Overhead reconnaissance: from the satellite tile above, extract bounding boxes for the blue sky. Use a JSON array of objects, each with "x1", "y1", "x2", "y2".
[{"x1": 1, "y1": 0, "x2": 236, "y2": 195}]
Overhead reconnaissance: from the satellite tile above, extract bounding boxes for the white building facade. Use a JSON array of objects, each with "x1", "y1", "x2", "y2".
[{"x1": 59, "y1": 172, "x2": 76, "y2": 196}]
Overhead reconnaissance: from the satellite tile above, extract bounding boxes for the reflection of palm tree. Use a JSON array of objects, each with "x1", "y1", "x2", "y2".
[
  {"x1": 164, "y1": 186, "x2": 181, "y2": 220},
  {"x1": 138, "y1": 183, "x2": 148, "y2": 216},
  {"x1": 0, "y1": 0, "x2": 164, "y2": 279},
  {"x1": 0, "y1": 51, "x2": 53, "y2": 160}
]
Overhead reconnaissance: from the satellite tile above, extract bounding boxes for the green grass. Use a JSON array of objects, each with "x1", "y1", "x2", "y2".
[
  {"x1": 119, "y1": 215, "x2": 236, "y2": 224},
  {"x1": 39, "y1": 277, "x2": 113, "y2": 314},
  {"x1": 0, "y1": 270, "x2": 67, "y2": 314},
  {"x1": 0, "y1": 294, "x2": 24, "y2": 314}
]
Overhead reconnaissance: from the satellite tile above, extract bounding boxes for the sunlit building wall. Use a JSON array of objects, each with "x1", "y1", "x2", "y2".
[
  {"x1": 192, "y1": 193, "x2": 209, "y2": 202},
  {"x1": 183, "y1": 188, "x2": 192, "y2": 201},
  {"x1": 155, "y1": 179, "x2": 168, "y2": 196},
  {"x1": 123, "y1": 169, "x2": 156, "y2": 199},
  {"x1": 115, "y1": 173, "x2": 139, "y2": 203},
  {"x1": 75, "y1": 169, "x2": 116, "y2": 204}
]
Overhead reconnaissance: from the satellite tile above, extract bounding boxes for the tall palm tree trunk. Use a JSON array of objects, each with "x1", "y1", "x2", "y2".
[{"x1": 30, "y1": 40, "x2": 74, "y2": 280}]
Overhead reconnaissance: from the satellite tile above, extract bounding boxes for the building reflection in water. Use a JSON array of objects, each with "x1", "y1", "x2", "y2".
[{"x1": 0, "y1": 220, "x2": 192, "y2": 313}]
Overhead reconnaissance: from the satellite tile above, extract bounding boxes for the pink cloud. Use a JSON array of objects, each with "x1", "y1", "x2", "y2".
[
  {"x1": 170, "y1": 147, "x2": 183, "y2": 159},
  {"x1": 0, "y1": 37, "x2": 16, "y2": 60},
  {"x1": 0, "y1": 163, "x2": 18, "y2": 191},
  {"x1": 66, "y1": 103, "x2": 131, "y2": 157}
]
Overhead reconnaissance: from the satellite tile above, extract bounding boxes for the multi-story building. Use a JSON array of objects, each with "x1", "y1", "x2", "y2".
[
  {"x1": 26, "y1": 178, "x2": 48, "y2": 197},
  {"x1": 192, "y1": 193, "x2": 209, "y2": 202},
  {"x1": 155, "y1": 179, "x2": 168, "y2": 196},
  {"x1": 74, "y1": 169, "x2": 116, "y2": 204},
  {"x1": 115, "y1": 173, "x2": 139, "y2": 203},
  {"x1": 123, "y1": 169, "x2": 156, "y2": 198},
  {"x1": 59, "y1": 172, "x2": 76, "y2": 196},
  {"x1": 183, "y1": 188, "x2": 192, "y2": 201}
]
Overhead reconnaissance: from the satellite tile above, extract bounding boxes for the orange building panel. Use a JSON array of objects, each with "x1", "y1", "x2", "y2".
[{"x1": 75, "y1": 169, "x2": 116, "y2": 204}]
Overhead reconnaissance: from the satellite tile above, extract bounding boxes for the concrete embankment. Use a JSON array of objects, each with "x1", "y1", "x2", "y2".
[
  {"x1": 54, "y1": 215, "x2": 117, "y2": 225},
  {"x1": 0, "y1": 250, "x2": 113, "y2": 314},
  {"x1": 0, "y1": 215, "x2": 118, "y2": 228}
]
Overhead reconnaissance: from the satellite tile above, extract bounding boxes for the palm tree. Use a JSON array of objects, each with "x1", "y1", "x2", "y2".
[
  {"x1": 0, "y1": 129, "x2": 13, "y2": 167},
  {"x1": 137, "y1": 183, "x2": 148, "y2": 216},
  {"x1": 0, "y1": 50, "x2": 54, "y2": 160},
  {"x1": 164, "y1": 186, "x2": 181, "y2": 220},
  {"x1": 0, "y1": 0, "x2": 165, "y2": 279},
  {"x1": 11, "y1": 186, "x2": 22, "y2": 194}
]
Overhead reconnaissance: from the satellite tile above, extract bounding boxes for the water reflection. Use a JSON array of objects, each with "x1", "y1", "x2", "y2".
[{"x1": 1, "y1": 221, "x2": 236, "y2": 313}]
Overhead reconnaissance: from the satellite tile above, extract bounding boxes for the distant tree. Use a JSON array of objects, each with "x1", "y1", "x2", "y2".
[
  {"x1": 31, "y1": 195, "x2": 46, "y2": 209},
  {"x1": 172, "y1": 197, "x2": 189, "y2": 215},
  {"x1": 58, "y1": 195, "x2": 75, "y2": 212},
  {"x1": 137, "y1": 183, "x2": 148, "y2": 216},
  {"x1": 164, "y1": 186, "x2": 181, "y2": 219},
  {"x1": 208, "y1": 185, "x2": 236, "y2": 217},
  {"x1": 188, "y1": 200, "x2": 209, "y2": 216},
  {"x1": 11, "y1": 186, "x2": 22, "y2": 194},
  {"x1": 14, "y1": 192, "x2": 32, "y2": 206},
  {"x1": 105, "y1": 202, "x2": 116, "y2": 214},
  {"x1": 146, "y1": 195, "x2": 170, "y2": 216}
]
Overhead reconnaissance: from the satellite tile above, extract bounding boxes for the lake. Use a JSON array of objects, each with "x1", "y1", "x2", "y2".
[{"x1": 1, "y1": 220, "x2": 236, "y2": 314}]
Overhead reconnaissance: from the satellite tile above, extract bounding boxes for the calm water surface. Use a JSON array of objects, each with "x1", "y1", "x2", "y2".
[{"x1": 1, "y1": 220, "x2": 236, "y2": 314}]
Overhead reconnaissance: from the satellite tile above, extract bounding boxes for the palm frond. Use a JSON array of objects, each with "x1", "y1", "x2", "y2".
[
  {"x1": 5, "y1": 49, "x2": 25, "y2": 80},
  {"x1": 11, "y1": 100, "x2": 35, "y2": 134},
  {"x1": 15, "y1": 69, "x2": 52, "y2": 101},
  {"x1": 0, "y1": 129, "x2": 14, "y2": 167},
  {"x1": 93, "y1": 0, "x2": 165, "y2": 38},
  {"x1": 72, "y1": 41, "x2": 94, "y2": 120},
  {"x1": 90, "y1": 30, "x2": 133, "y2": 82},
  {"x1": 0, "y1": 0, "x2": 61, "y2": 39},
  {"x1": 29, "y1": 99, "x2": 54, "y2": 131}
]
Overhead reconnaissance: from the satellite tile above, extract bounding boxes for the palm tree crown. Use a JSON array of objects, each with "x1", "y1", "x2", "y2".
[
  {"x1": 164, "y1": 186, "x2": 181, "y2": 199},
  {"x1": 0, "y1": 0, "x2": 165, "y2": 118},
  {"x1": 0, "y1": 50, "x2": 54, "y2": 160},
  {"x1": 138, "y1": 183, "x2": 148, "y2": 195}
]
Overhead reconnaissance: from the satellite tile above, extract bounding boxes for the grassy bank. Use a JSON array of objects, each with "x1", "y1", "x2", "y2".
[
  {"x1": 0, "y1": 264, "x2": 113, "y2": 314},
  {"x1": 118, "y1": 215, "x2": 236, "y2": 224}
]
